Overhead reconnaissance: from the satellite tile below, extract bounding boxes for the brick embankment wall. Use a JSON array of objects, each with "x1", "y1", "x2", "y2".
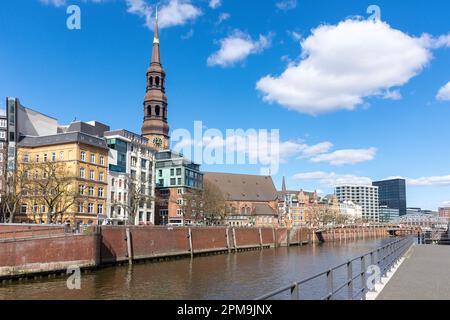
[
  {"x1": 0, "y1": 224, "x2": 65, "y2": 240},
  {"x1": 99, "y1": 226, "x2": 311, "y2": 264},
  {"x1": 319, "y1": 227, "x2": 391, "y2": 242},
  {"x1": 0, "y1": 233, "x2": 100, "y2": 279},
  {"x1": 0, "y1": 225, "x2": 312, "y2": 279}
]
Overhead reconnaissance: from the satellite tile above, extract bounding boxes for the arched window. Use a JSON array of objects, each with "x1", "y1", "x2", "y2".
[
  {"x1": 155, "y1": 76, "x2": 160, "y2": 87},
  {"x1": 155, "y1": 105, "x2": 160, "y2": 116},
  {"x1": 149, "y1": 76, "x2": 153, "y2": 86},
  {"x1": 147, "y1": 105, "x2": 151, "y2": 116}
]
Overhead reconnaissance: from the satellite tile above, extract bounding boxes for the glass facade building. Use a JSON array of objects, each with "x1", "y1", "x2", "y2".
[{"x1": 372, "y1": 179, "x2": 406, "y2": 216}]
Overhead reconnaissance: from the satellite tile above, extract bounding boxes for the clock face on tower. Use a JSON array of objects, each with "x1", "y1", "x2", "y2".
[{"x1": 153, "y1": 137, "x2": 163, "y2": 148}]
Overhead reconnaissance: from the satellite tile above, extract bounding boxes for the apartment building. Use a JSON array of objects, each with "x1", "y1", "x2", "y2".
[
  {"x1": 155, "y1": 150, "x2": 203, "y2": 225},
  {"x1": 104, "y1": 130, "x2": 156, "y2": 225},
  {"x1": 335, "y1": 185, "x2": 380, "y2": 222}
]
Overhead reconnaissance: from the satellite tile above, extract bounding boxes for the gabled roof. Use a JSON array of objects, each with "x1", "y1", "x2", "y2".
[
  {"x1": 252, "y1": 203, "x2": 277, "y2": 216},
  {"x1": 204, "y1": 172, "x2": 277, "y2": 202}
]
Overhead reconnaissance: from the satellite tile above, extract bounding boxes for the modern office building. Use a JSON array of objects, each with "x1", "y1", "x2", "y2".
[
  {"x1": 335, "y1": 185, "x2": 380, "y2": 222},
  {"x1": 372, "y1": 178, "x2": 406, "y2": 216},
  {"x1": 104, "y1": 129, "x2": 156, "y2": 225},
  {"x1": 379, "y1": 205, "x2": 400, "y2": 223},
  {"x1": 155, "y1": 150, "x2": 203, "y2": 225}
]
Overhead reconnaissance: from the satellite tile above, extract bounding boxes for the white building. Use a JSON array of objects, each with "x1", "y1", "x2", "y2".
[
  {"x1": 339, "y1": 200, "x2": 363, "y2": 223},
  {"x1": 104, "y1": 130, "x2": 156, "y2": 225},
  {"x1": 335, "y1": 185, "x2": 379, "y2": 222}
]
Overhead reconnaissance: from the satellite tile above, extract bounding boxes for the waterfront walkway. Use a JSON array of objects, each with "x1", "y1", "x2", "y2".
[{"x1": 377, "y1": 245, "x2": 450, "y2": 300}]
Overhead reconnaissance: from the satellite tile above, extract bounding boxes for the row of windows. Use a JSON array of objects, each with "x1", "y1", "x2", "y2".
[
  {"x1": 146, "y1": 105, "x2": 167, "y2": 118},
  {"x1": 20, "y1": 203, "x2": 103, "y2": 215},
  {"x1": 78, "y1": 203, "x2": 103, "y2": 214},
  {"x1": 111, "y1": 191, "x2": 127, "y2": 202},
  {"x1": 80, "y1": 151, "x2": 105, "y2": 165},
  {"x1": 79, "y1": 168, "x2": 104, "y2": 181},
  {"x1": 148, "y1": 75, "x2": 163, "y2": 87},
  {"x1": 130, "y1": 157, "x2": 152, "y2": 169},
  {"x1": 23, "y1": 152, "x2": 64, "y2": 163},
  {"x1": 79, "y1": 185, "x2": 104, "y2": 198}
]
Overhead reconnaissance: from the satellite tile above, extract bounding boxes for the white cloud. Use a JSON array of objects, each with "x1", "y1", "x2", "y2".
[
  {"x1": 311, "y1": 147, "x2": 377, "y2": 166},
  {"x1": 209, "y1": 0, "x2": 221, "y2": 9},
  {"x1": 207, "y1": 30, "x2": 272, "y2": 67},
  {"x1": 216, "y1": 12, "x2": 230, "y2": 25},
  {"x1": 40, "y1": 0, "x2": 105, "y2": 6},
  {"x1": 294, "y1": 172, "x2": 450, "y2": 188},
  {"x1": 256, "y1": 19, "x2": 432, "y2": 115},
  {"x1": 437, "y1": 81, "x2": 450, "y2": 101},
  {"x1": 40, "y1": 0, "x2": 66, "y2": 6},
  {"x1": 287, "y1": 30, "x2": 302, "y2": 42},
  {"x1": 126, "y1": 0, "x2": 201, "y2": 30},
  {"x1": 276, "y1": 0, "x2": 297, "y2": 11},
  {"x1": 181, "y1": 28, "x2": 194, "y2": 40},
  {"x1": 301, "y1": 141, "x2": 333, "y2": 157},
  {"x1": 293, "y1": 171, "x2": 373, "y2": 186},
  {"x1": 407, "y1": 175, "x2": 450, "y2": 187},
  {"x1": 419, "y1": 33, "x2": 450, "y2": 49},
  {"x1": 385, "y1": 174, "x2": 450, "y2": 187},
  {"x1": 158, "y1": 0, "x2": 202, "y2": 29},
  {"x1": 442, "y1": 201, "x2": 450, "y2": 206},
  {"x1": 383, "y1": 89, "x2": 402, "y2": 100},
  {"x1": 126, "y1": 0, "x2": 153, "y2": 27}
]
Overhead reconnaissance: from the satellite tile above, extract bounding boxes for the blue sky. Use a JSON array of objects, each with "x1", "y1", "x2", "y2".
[{"x1": 1, "y1": 0, "x2": 449, "y2": 210}]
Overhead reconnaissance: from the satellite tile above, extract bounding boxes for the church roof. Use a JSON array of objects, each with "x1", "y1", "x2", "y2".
[{"x1": 204, "y1": 172, "x2": 277, "y2": 202}]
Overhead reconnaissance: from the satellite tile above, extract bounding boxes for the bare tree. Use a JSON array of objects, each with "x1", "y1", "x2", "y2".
[
  {"x1": 202, "y1": 180, "x2": 226, "y2": 225},
  {"x1": 22, "y1": 160, "x2": 80, "y2": 224},
  {"x1": 174, "y1": 180, "x2": 227, "y2": 226},
  {"x1": 175, "y1": 188, "x2": 203, "y2": 225},
  {"x1": 124, "y1": 178, "x2": 154, "y2": 225},
  {"x1": 0, "y1": 151, "x2": 28, "y2": 223}
]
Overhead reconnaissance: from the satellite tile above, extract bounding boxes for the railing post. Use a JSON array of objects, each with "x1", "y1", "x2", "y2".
[
  {"x1": 226, "y1": 227, "x2": 231, "y2": 253},
  {"x1": 327, "y1": 269, "x2": 333, "y2": 300},
  {"x1": 347, "y1": 261, "x2": 353, "y2": 300},
  {"x1": 291, "y1": 282, "x2": 299, "y2": 300},
  {"x1": 188, "y1": 228, "x2": 194, "y2": 258},
  {"x1": 125, "y1": 227, "x2": 133, "y2": 265},
  {"x1": 259, "y1": 228, "x2": 263, "y2": 249},
  {"x1": 360, "y1": 256, "x2": 366, "y2": 300}
]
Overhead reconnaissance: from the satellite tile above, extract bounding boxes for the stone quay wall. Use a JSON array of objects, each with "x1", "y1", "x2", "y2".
[{"x1": 0, "y1": 224, "x2": 397, "y2": 280}]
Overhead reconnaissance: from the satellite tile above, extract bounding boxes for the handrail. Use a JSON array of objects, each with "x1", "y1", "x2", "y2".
[{"x1": 255, "y1": 236, "x2": 414, "y2": 300}]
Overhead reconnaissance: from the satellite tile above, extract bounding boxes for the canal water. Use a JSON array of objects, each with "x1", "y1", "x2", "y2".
[{"x1": 0, "y1": 238, "x2": 394, "y2": 300}]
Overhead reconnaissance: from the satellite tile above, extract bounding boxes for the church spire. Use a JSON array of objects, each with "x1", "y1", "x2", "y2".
[
  {"x1": 281, "y1": 176, "x2": 287, "y2": 193},
  {"x1": 152, "y1": 8, "x2": 160, "y2": 64},
  {"x1": 141, "y1": 7, "x2": 170, "y2": 151}
]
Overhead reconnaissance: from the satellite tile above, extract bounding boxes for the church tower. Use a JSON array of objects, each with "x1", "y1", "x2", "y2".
[{"x1": 141, "y1": 12, "x2": 170, "y2": 150}]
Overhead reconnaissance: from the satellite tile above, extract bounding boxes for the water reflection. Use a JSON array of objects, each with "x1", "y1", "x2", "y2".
[{"x1": 0, "y1": 238, "x2": 393, "y2": 300}]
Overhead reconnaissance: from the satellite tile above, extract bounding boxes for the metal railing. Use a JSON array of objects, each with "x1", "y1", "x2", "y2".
[{"x1": 255, "y1": 236, "x2": 414, "y2": 300}]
